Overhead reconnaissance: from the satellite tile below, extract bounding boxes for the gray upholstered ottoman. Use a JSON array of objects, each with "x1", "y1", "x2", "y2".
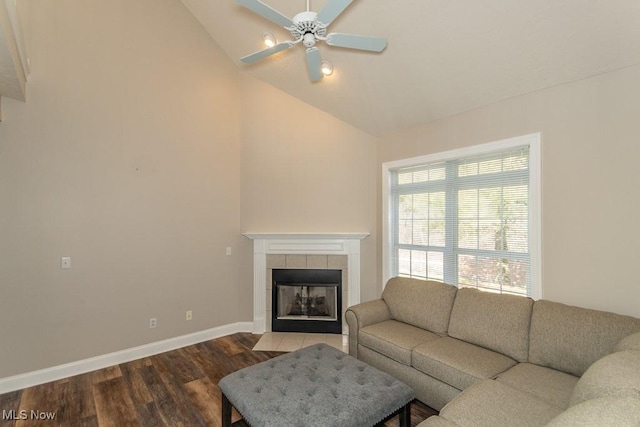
[{"x1": 218, "y1": 343, "x2": 415, "y2": 427}]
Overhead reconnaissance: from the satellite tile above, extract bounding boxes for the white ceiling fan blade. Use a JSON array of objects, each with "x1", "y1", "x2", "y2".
[
  {"x1": 325, "y1": 33, "x2": 387, "y2": 52},
  {"x1": 236, "y1": 0, "x2": 293, "y2": 28},
  {"x1": 241, "y1": 41, "x2": 294, "y2": 63},
  {"x1": 305, "y1": 47, "x2": 323, "y2": 82},
  {"x1": 316, "y1": 0, "x2": 354, "y2": 26}
]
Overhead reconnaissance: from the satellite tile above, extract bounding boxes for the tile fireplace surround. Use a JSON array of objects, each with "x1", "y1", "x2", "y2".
[{"x1": 244, "y1": 233, "x2": 369, "y2": 334}]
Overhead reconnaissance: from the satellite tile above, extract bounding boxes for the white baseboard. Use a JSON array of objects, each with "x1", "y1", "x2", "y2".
[{"x1": 0, "y1": 321, "x2": 255, "y2": 395}]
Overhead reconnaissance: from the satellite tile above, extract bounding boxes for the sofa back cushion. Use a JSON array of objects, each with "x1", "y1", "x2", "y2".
[
  {"x1": 569, "y1": 350, "x2": 640, "y2": 407},
  {"x1": 447, "y1": 288, "x2": 534, "y2": 362},
  {"x1": 529, "y1": 300, "x2": 640, "y2": 377},
  {"x1": 381, "y1": 277, "x2": 457, "y2": 336}
]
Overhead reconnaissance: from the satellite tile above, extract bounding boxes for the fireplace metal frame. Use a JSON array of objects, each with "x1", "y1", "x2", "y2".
[{"x1": 272, "y1": 269, "x2": 342, "y2": 334}]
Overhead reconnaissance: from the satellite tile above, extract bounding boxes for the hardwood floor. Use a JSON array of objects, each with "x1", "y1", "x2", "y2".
[{"x1": 0, "y1": 333, "x2": 437, "y2": 427}]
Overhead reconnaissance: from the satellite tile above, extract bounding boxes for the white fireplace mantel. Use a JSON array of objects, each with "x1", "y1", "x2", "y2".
[{"x1": 244, "y1": 232, "x2": 369, "y2": 334}]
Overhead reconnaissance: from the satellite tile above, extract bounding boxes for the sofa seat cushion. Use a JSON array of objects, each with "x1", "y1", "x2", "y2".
[
  {"x1": 545, "y1": 397, "x2": 640, "y2": 427},
  {"x1": 570, "y1": 349, "x2": 640, "y2": 406},
  {"x1": 437, "y1": 380, "x2": 563, "y2": 427},
  {"x1": 495, "y1": 363, "x2": 579, "y2": 409},
  {"x1": 412, "y1": 337, "x2": 517, "y2": 390},
  {"x1": 416, "y1": 416, "x2": 457, "y2": 427},
  {"x1": 359, "y1": 320, "x2": 440, "y2": 366}
]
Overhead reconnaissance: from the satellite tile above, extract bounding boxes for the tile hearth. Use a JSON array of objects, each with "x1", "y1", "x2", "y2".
[{"x1": 252, "y1": 332, "x2": 349, "y2": 353}]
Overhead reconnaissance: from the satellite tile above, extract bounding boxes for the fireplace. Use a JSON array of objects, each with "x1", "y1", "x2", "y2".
[
  {"x1": 244, "y1": 232, "x2": 368, "y2": 334},
  {"x1": 272, "y1": 269, "x2": 342, "y2": 334}
]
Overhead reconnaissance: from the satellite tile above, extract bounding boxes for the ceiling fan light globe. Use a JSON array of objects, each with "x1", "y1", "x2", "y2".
[
  {"x1": 303, "y1": 33, "x2": 316, "y2": 47},
  {"x1": 263, "y1": 32, "x2": 276, "y2": 47},
  {"x1": 321, "y1": 60, "x2": 333, "y2": 76}
]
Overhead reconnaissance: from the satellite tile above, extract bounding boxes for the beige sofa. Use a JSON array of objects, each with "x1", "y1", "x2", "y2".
[{"x1": 345, "y1": 277, "x2": 640, "y2": 426}]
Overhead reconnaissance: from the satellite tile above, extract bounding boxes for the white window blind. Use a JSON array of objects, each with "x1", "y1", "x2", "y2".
[{"x1": 389, "y1": 144, "x2": 533, "y2": 297}]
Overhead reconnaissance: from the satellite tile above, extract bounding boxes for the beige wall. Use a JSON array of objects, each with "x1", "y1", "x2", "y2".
[
  {"x1": 0, "y1": 0, "x2": 243, "y2": 377},
  {"x1": 378, "y1": 64, "x2": 640, "y2": 318},
  {"x1": 2, "y1": 0, "x2": 638, "y2": 382},
  {"x1": 239, "y1": 74, "x2": 378, "y2": 305},
  {"x1": 0, "y1": 1, "x2": 379, "y2": 379}
]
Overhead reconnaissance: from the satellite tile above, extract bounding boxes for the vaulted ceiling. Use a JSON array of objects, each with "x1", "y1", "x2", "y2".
[
  {"x1": 182, "y1": 0, "x2": 640, "y2": 136},
  {"x1": 2, "y1": 1, "x2": 640, "y2": 134}
]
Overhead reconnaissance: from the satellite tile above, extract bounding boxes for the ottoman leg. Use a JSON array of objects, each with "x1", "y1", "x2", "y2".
[
  {"x1": 221, "y1": 392, "x2": 232, "y2": 427},
  {"x1": 399, "y1": 401, "x2": 411, "y2": 427}
]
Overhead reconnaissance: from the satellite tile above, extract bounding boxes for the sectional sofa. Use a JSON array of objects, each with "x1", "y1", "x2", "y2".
[{"x1": 345, "y1": 277, "x2": 640, "y2": 426}]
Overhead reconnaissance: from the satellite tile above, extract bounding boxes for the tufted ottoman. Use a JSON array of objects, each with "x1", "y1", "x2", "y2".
[{"x1": 218, "y1": 343, "x2": 415, "y2": 427}]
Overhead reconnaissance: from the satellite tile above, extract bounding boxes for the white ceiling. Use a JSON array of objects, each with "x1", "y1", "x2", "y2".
[{"x1": 182, "y1": 0, "x2": 640, "y2": 136}]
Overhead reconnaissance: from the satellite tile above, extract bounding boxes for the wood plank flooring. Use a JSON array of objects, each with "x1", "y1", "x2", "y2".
[{"x1": 0, "y1": 333, "x2": 437, "y2": 427}]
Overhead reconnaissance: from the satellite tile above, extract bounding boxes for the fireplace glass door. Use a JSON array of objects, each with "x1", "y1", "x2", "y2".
[
  {"x1": 276, "y1": 283, "x2": 338, "y2": 321},
  {"x1": 271, "y1": 269, "x2": 342, "y2": 333}
]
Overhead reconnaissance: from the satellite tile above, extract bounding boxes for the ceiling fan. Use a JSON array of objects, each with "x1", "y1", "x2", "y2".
[{"x1": 236, "y1": 0, "x2": 387, "y2": 82}]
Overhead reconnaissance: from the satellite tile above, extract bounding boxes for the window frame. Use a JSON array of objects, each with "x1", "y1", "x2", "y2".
[{"x1": 382, "y1": 133, "x2": 542, "y2": 299}]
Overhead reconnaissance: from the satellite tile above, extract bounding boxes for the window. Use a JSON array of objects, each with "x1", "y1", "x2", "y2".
[{"x1": 383, "y1": 134, "x2": 541, "y2": 299}]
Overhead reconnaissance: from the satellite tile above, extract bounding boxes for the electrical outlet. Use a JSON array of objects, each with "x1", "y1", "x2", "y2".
[
  {"x1": 186, "y1": 310, "x2": 193, "y2": 321},
  {"x1": 149, "y1": 318, "x2": 157, "y2": 329}
]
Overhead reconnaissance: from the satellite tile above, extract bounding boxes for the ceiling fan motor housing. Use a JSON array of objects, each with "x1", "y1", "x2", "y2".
[{"x1": 290, "y1": 11, "x2": 326, "y2": 47}]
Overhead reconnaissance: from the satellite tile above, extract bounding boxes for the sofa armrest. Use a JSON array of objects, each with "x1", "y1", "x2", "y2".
[
  {"x1": 615, "y1": 331, "x2": 640, "y2": 352},
  {"x1": 345, "y1": 299, "x2": 391, "y2": 357}
]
